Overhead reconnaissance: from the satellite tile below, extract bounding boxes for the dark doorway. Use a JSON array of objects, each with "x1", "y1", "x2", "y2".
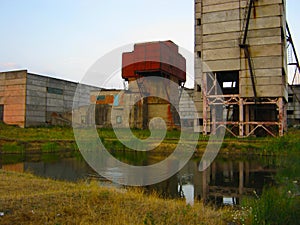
[{"x1": 0, "y1": 105, "x2": 4, "y2": 121}]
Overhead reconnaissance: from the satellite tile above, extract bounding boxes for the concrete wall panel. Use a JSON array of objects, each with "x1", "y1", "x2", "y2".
[
  {"x1": 203, "y1": 47, "x2": 240, "y2": 60},
  {"x1": 202, "y1": 9, "x2": 239, "y2": 23},
  {"x1": 202, "y1": 31, "x2": 240, "y2": 42},
  {"x1": 241, "y1": 84, "x2": 283, "y2": 97},
  {"x1": 240, "y1": 68, "x2": 282, "y2": 78},
  {"x1": 203, "y1": 39, "x2": 239, "y2": 50},
  {"x1": 203, "y1": 2, "x2": 240, "y2": 13},
  {"x1": 202, "y1": 0, "x2": 239, "y2": 6},
  {"x1": 203, "y1": 20, "x2": 240, "y2": 34},
  {"x1": 241, "y1": 56, "x2": 283, "y2": 70},
  {"x1": 248, "y1": 17, "x2": 281, "y2": 30},
  {"x1": 203, "y1": 59, "x2": 241, "y2": 72}
]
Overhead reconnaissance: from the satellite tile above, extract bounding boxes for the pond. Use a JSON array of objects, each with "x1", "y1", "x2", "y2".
[{"x1": 0, "y1": 150, "x2": 281, "y2": 206}]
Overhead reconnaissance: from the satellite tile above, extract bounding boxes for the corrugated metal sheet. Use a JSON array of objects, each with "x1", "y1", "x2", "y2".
[{"x1": 122, "y1": 41, "x2": 186, "y2": 81}]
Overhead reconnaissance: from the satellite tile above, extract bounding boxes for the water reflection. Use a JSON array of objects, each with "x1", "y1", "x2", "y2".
[
  {"x1": 144, "y1": 156, "x2": 277, "y2": 206},
  {"x1": 0, "y1": 152, "x2": 278, "y2": 206},
  {"x1": 0, "y1": 153, "x2": 94, "y2": 181}
]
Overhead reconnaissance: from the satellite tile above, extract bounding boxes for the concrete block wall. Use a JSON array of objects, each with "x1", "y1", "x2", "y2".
[
  {"x1": 0, "y1": 70, "x2": 27, "y2": 127},
  {"x1": 288, "y1": 85, "x2": 300, "y2": 125},
  {"x1": 240, "y1": 0, "x2": 287, "y2": 98},
  {"x1": 196, "y1": 0, "x2": 287, "y2": 98},
  {"x1": 26, "y1": 73, "x2": 98, "y2": 127},
  {"x1": 0, "y1": 70, "x2": 99, "y2": 127},
  {"x1": 26, "y1": 73, "x2": 47, "y2": 126},
  {"x1": 179, "y1": 89, "x2": 195, "y2": 127}
]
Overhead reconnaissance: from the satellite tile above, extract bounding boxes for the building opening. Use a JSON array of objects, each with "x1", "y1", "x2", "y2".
[
  {"x1": 0, "y1": 105, "x2": 3, "y2": 122},
  {"x1": 216, "y1": 71, "x2": 239, "y2": 95}
]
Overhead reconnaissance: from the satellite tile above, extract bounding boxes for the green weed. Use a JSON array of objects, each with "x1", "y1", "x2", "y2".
[{"x1": 1, "y1": 142, "x2": 24, "y2": 153}]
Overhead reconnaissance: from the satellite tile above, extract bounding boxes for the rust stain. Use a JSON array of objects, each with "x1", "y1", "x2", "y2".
[{"x1": 253, "y1": 2, "x2": 257, "y2": 19}]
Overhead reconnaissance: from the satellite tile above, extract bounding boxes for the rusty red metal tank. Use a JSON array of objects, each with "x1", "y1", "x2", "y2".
[{"x1": 122, "y1": 41, "x2": 186, "y2": 82}]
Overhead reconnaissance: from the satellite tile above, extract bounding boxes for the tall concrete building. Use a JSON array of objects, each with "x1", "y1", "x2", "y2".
[
  {"x1": 0, "y1": 70, "x2": 98, "y2": 127},
  {"x1": 194, "y1": 0, "x2": 288, "y2": 137}
]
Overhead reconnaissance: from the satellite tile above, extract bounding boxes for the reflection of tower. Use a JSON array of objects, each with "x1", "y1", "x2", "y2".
[
  {"x1": 197, "y1": 159, "x2": 277, "y2": 206},
  {"x1": 122, "y1": 41, "x2": 186, "y2": 129}
]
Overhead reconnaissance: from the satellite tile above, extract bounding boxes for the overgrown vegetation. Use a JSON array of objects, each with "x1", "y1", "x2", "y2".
[
  {"x1": 0, "y1": 123, "x2": 74, "y2": 141},
  {"x1": 241, "y1": 186, "x2": 300, "y2": 225},
  {"x1": 230, "y1": 130, "x2": 300, "y2": 225},
  {"x1": 0, "y1": 170, "x2": 227, "y2": 225},
  {"x1": 2, "y1": 122, "x2": 298, "y2": 156},
  {"x1": 1, "y1": 123, "x2": 300, "y2": 224},
  {"x1": 1, "y1": 142, "x2": 24, "y2": 153},
  {"x1": 40, "y1": 142, "x2": 59, "y2": 152},
  {"x1": 261, "y1": 128, "x2": 300, "y2": 155}
]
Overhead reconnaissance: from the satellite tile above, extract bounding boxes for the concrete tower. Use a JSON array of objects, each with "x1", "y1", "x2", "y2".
[{"x1": 194, "y1": 0, "x2": 288, "y2": 137}]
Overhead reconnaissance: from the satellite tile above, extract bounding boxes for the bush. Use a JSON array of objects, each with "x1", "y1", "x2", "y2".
[{"x1": 243, "y1": 187, "x2": 300, "y2": 225}]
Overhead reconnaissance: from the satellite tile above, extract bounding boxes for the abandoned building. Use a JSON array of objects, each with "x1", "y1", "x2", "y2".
[
  {"x1": 0, "y1": 70, "x2": 98, "y2": 127},
  {"x1": 288, "y1": 85, "x2": 300, "y2": 126},
  {"x1": 194, "y1": 0, "x2": 289, "y2": 137},
  {"x1": 89, "y1": 41, "x2": 188, "y2": 129},
  {"x1": 90, "y1": 86, "x2": 194, "y2": 129},
  {"x1": 90, "y1": 89, "x2": 120, "y2": 127},
  {"x1": 108, "y1": 40, "x2": 187, "y2": 130}
]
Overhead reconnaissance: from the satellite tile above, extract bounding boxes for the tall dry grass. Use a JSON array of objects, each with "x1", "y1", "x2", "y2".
[{"x1": 0, "y1": 170, "x2": 227, "y2": 225}]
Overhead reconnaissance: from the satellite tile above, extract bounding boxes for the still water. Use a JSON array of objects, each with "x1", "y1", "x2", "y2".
[{"x1": 0, "y1": 151, "x2": 279, "y2": 206}]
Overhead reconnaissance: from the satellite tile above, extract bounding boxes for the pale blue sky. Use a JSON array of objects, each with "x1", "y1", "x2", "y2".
[{"x1": 0, "y1": 0, "x2": 299, "y2": 87}]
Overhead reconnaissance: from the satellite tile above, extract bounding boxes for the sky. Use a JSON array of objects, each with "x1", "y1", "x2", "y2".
[{"x1": 0, "y1": 0, "x2": 299, "y2": 87}]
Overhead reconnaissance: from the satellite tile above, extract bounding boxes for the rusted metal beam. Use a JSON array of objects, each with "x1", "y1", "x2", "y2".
[
  {"x1": 203, "y1": 73, "x2": 208, "y2": 135},
  {"x1": 242, "y1": 0, "x2": 255, "y2": 46},
  {"x1": 240, "y1": 0, "x2": 257, "y2": 101},
  {"x1": 286, "y1": 22, "x2": 300, "y2": 85},
  {"x1": 242, "y1": 45, "x2": 257, "y2": 100},
  {"x1": 239, "y1": 98, "x2": 244, "y2": 137},
  {"x1": 278, "y1": 97, "x2": 284, "y2": 136}
]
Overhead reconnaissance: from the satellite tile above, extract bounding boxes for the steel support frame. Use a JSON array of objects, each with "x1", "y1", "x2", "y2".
[{"x1": 202, "y1": 91, "x2": 286, "y2": 137}]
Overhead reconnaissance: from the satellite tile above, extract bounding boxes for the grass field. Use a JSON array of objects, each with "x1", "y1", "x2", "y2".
[
  {"x1": 0, "y1": 170, "x2": 228, "y2": 225},
  {"x1": 1, "y1": 122, "x2": 300, "y2": 155},
  {"x1": 1, "y1": 123, "x2": 300, "y2": 224}
]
